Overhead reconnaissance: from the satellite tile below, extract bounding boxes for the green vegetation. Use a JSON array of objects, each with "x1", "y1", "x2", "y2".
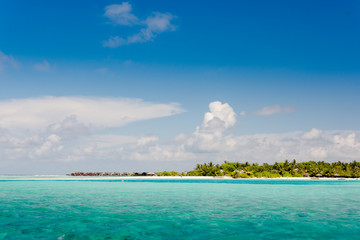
[
  {"x1": 156, "y1": 171, "x2": 184, "y2": 176},
  {"x1": 156, "y1": 160, "x2": 360, "y2": 178}
]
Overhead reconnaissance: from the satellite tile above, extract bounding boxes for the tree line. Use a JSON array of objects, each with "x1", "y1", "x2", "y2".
[{"x1": 156, "y1": 160, "x2": 360, "y2": 178}]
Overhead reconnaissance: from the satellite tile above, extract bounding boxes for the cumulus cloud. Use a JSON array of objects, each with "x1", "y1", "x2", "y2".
[
  {"x1": 0, "y1": 52, "x2": 19, "y2": 71},
  {"x1": 0, "y1": 96, "x2": 184, "y2": 131},
  {"x1": 1, "y1": 100, "x2": 360, "y2": 174},
  {"x1": 0, "y1": 132, "x2": 58, "y2": 161},
  {"x1": 137, "y1": 136, "x2": 159, "y2": 146},
  {"x1": 33, "y1": 60, "x2": 51, "y2": 72},
  {"x1": 103, "y1": 2, "x2": 176, "y2": 47},
  {"x1": 202, "y1": 101, "x2": 236, "y2": 131},
  {"x1": 92, "y1": 134, "x2": 137, "y2": 148},
  {"x1": 104, "y1": 102, "x2": 359, "y2": 164},
  {"x1": 121, "y1": 130, "x2": 360, "y2": 164},
  {"x1": 47, "y1": 115, "x2": 90, "y2": 139},
  {"x1": 255, "y1": 105, "x2": 296, "y2": 116},
  {"x1": 334, "y1": 133, "x2": 357, "y2": 148},
  {"x1": 302, "y1": 128, "x2": 322, "y2": 139},
  {"x1": 31, "y1": 134, "x2": 62, "y2": 158},
  {"x1": 181, "y1": 101, "x2": 237, "y2": 153}
]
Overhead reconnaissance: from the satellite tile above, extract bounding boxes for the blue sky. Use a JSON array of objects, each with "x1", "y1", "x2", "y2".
[{"x1": 0, "y1": 0, "x2": 359, "y2": 174}]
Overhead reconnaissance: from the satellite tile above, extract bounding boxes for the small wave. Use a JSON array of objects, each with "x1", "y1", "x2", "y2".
[{"x1": 57, "y1": 234, "x2": 65, "y2": 240}]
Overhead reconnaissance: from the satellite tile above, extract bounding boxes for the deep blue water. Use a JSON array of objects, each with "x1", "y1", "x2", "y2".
[{"x1": 0, "y1": 179, "x2": 359, "y2": 239}]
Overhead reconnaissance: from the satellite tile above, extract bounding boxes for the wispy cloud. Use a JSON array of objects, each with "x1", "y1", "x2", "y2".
[
  {"x1": 255, "y1": 105, "x2": 296, "y2": 116},
  {"x1": 33, "y1": 60, "x2": 51, "y2": 72},
  {"x1": 0, "y1": 96, "x2": 184, "y2": 130},
  {"x1": 103, "y1": 2, "x2": 176, "y2": 48},
  {"x1": 94, "y1": 67, "x2": 108, "y2": 74},
  {"x1": 0, "y1": 51, "x2": 19, "y2": 71},
  {"x1": 104, "y1": 2, "x2": 138, "y2": 26}
]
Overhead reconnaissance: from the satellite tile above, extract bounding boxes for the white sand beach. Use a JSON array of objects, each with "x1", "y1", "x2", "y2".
[{"x1": 1, "y1": 176, "x2": 359, "y2": 181}]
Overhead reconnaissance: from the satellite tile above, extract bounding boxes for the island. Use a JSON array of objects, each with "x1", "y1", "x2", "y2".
[{"x1": 69, "y1": 160, "x2": 360, "y2": 178}]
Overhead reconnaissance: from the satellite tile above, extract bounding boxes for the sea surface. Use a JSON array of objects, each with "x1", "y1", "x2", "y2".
[{"x1": 0, "y1": 178, "x2": 360, "y2": 239}]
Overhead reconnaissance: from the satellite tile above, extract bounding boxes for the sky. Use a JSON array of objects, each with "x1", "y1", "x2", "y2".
[{"x1": 0, "y1": 0, "x2": 360, "y2": 174}]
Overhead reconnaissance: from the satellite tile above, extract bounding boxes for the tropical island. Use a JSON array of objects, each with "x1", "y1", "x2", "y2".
[{"x1": 70, "y1": 160, "x2": 360, "y2": 178}]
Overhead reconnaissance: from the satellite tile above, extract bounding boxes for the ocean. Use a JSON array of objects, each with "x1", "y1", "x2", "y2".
[{"x1": 0, "y1": 178, "x2": 359, "y2": 239}]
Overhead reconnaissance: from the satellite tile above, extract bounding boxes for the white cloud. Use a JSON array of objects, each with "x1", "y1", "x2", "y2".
[
  {"x1": 0, "y1": 96, "x2": 184, "y2": 131},
  {"x1": 102, "y1": 102, "x2": 359, "y2": 164},
  {"x1": 0, "y1": 96, "x2": 183, "y2": 164},
  {"x1": 123, "y1": 130, "x2": 360, "y2": 164},
  {"x1": 47, "y1": 115, "x2": 90, "y2": 139},
  {"x1": 0, "y1": 52, "x2": 19, "y2": 71},
  {"x1": 33, "y1": 60, "x2": 51, "y2": 72},
  {"x1": 181, "y1": 101, "x2": 237, "y2": 153},
  {"x1": 334, "y1": 133, "x2": 356, "y2": 148},
  {"x1": 310, "y1": 147, "x2": 327, "y2": 158},
  {"x1": 117, "y1": 101, "x2": 237, "y2": 159},
  {"x1": 0, "y1": 127, "x2": 9, "y2": 136},
  {"x1": 31, "y1": 134, "x2": 62, "y2": 157},
  {"x1": 1, "y1": 100, "x2": 360, "y2": 173},
  {"x1": 103, "y1": 2, "x2": 176, "y2": 48},
  {"x1": 255, "y1": 105, "x2": 296, "y2": 116},
  {"x1": 144, "y1": 12, "x2": 176, "y2": 33},
  {"x1": 104, "y1": 2, "x2": 138, "y2": 26},
  {"x1": 92, "y1": 134, "x2": 137, "y2": 148},
  {"x1": 137, "y1": 136, "x2": 159, "y2": 146},
  {"x1": 202, "y1": 101, "x2": 236, "y2": 131},
  {"x1": 302, "y1": 128, "x2": 322, "y2": 139}
]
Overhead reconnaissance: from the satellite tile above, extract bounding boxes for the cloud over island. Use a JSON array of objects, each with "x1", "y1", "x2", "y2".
[{"x1": 0, "y1": 99, "x2": 359, "y2": 173}]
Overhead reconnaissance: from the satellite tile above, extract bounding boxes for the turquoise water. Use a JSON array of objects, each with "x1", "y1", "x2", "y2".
[{"x1": 0, "y1": 179, "x2": 360, "y2": 239}]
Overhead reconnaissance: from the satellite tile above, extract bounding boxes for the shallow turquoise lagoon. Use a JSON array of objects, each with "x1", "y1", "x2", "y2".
[{"x1": 0, "y1": 179, "x2": 360, "y2": 239}]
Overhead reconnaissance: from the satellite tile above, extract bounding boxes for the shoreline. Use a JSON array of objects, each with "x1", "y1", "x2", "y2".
[{"x1": 1, "y1": 176, "x2": 360, "y2": 181}]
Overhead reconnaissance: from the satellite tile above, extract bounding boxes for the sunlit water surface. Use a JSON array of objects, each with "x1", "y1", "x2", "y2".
[{"x1": 0, "y1": 178, "x2": 360, "y2": 239}]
